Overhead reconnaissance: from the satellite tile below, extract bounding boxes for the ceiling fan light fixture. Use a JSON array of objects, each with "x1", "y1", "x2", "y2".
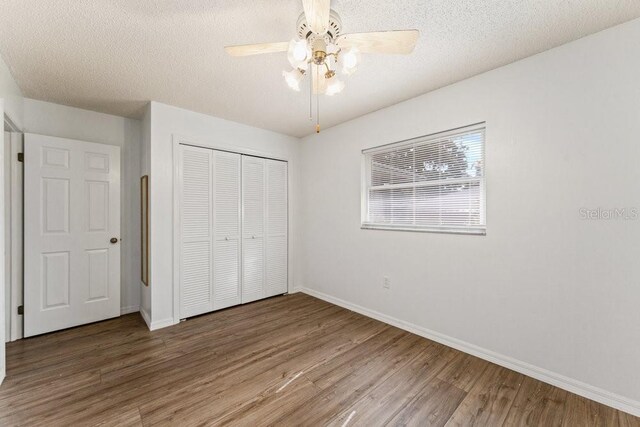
[
  {"x1": 287, "y1": 39, "x2": 309, "y2": 68},
  {"x1": 325, "y1": 78, "x2": 345, "y2": 96},
  {"x1": 224, "y1": 0, "x2": 419, "y2": 132},
  {"x1": 341, "y1": 48, "x2": 360, "y2": 75},
  {"x1": 283, "y1": 68, "x2": 305, "y2": 91}
]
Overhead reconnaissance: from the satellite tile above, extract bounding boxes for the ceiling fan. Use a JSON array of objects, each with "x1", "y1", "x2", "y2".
[{"x1": 224, "y1": 0, "x2": 419, "y2": 133}]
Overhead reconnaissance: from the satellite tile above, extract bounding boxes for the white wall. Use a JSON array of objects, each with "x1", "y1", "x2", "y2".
[
  {"x1": 140, "y1": 105, "x2": 152, "y2": 323},
  {"x1": 22, "y1": 99, "x2": 142, "y2": 314},
  {"x1": 0, "y1": 54, "x2": 22, "y2": 128},
  {"x1": 299, "y1": 19, "x2": 640, "y2": 414},
  {"x1": 146, "y1": 101, "x2": 300, "y2": 328}
]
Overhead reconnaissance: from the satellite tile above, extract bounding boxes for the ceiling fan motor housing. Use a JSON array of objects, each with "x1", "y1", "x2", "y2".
[{"x1": 296, "y1": 9, "x2": 342, "y2": 41}]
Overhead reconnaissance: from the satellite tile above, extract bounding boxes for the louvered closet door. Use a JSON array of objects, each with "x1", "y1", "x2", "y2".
[
  {"x1": 212, "y1": 151, "x2": 241, "y2": 310},
  {"x1": 179, "y1": 145, "x2": 213, "y2": 318},
  {"x1": 265, "y1": 160, "x2": 288, "y2": 297},
  {"x1": 241, "y1": 156, "x2": 265, "y2": 303}
]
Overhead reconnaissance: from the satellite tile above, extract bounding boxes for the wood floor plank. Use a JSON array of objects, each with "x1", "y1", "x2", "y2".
[
  {"x1": 5, "y1": 337, "x2": 166, "y2": 395},
  {"x1": 562, "y1": 392, "x2": 621, "y2": 426},
  {"x1": 387, "y1": 378, "x2": 467, "y2": 427},
  {"x1": 0, "y1": 369, "x2": 101, "y2": 410},
  {"x1": 444, "y1": 363, "x2": 524, "y2": 426},
  {"x1": 619, "y1": 411, "x2": 640, "y2": 427},
  {"x1": 6, "y1": 314, "x2": 146, "y2": 364},
  {"x1": 327, "y1": 344, "x2": 458, "y2": 426},
  {"x1": 436, "y1": 351, "x2": 489, "y2": 392},
  {"x1": 215, "y1": 375, "x2": 322, "y2": 426},
  {"x1": 7, "y1": 320, "x2": 151, "y2": 374},
  {"x1": 91, "y1": 407, "x2": 143, "y2": 427},
  {"x1": 504, "y1": 375, "x2": 568, "y2": 426},
  {"x1": 274, "y1": 328, "x2": 429, "y2": 425},
  {"x1": 0, "y1": 293, "x2": 637, "y2": 426}
]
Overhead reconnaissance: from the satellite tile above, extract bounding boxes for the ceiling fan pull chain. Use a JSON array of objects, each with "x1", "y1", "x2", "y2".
[
  {"x1": 316, "y1": 65, "x2": 321, "y2": 133},
  {"x1": 309, "y1": 65, "x2": 313, "y2": 121}
]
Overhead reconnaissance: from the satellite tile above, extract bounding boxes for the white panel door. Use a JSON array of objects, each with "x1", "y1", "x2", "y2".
[
  {"x1": 265, "y1": 160, "x2": 288, "y2": 297},
  {"x1": 24, "y1": 134, "x2": 120, "y2": 337},
  {"x1": 241, "y1": 156, "x2": 265, "y2": 303},
  {"x1": 178, "y1": 145, "x2": 214, "y2": 318},
  {"x1": 212, "y1": 150, "x2": 241, "y2": 310}
]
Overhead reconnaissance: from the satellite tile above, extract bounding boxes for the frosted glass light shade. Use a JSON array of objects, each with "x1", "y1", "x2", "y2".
[
  {"x1": 288, "y1": 39, "x2": 309, "y2": 69},
  {"x1": 283, "y1": 68, "x2": 304, "y2": 91},
  {"x1": 341, "y1": 49, "x2": 360, "y2": 75},
  {"x1": 325, "y1": 78, "x2": 345, "y2": 96}
]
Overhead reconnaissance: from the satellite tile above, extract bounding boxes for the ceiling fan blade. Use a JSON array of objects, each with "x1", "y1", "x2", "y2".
[
  {"x1": 337, "y1": 30, "x2": 419, "y2": 54},
  {"x1": 224, "y1": 41, "x2": 289, "y2": 57},
  {"x1": 302, "y1": 0, "x2": 331, "y2": 35}
]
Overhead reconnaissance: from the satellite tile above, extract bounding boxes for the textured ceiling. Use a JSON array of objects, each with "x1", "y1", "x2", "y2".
[{"x1": 1, "y1": 1, "x2": 639, "y2": 137}]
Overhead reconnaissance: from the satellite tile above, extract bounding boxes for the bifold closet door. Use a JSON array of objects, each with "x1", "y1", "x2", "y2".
[
  {"x1": 212, "y1": 151, "x2": 242, "y2": 310},
  {"x1": 241, "y1": 156, "x2": 265, "y2": 303},
  {"x1": 179, "y1": 148, "x2": 286, "y2": 317},
  {"x1": 179, "y1": 145, "x2": 242, "y2": 318},
  {"x1": 265, "y1": 160, "x2": 288, "y2": 297},
  {"x1": 179, "y1": 145, "x2": 214, "y2": 318}
]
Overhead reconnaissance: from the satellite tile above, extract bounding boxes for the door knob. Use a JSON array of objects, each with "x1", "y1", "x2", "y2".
[{"x1": 110, "y1": 237, "x2": 119, "y2": 244}]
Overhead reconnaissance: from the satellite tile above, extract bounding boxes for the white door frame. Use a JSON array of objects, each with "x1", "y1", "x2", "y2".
[
  {"x1": 4, "y1": 115, "x2": 22, "y2": 342},
  {"x1": 172, "y1": 134, "x2": 293, "y2": 325},
  {"x1": 9, "y1": 132, "x2": 22, "y2": 341}
]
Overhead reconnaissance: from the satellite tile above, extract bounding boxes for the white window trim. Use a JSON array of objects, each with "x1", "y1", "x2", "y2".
[{"x1": 360, "y1": 122, "x2": 487, "y2": 235}]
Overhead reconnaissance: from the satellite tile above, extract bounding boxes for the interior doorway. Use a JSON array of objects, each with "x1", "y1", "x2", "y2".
[{"x1": 3, "y1": 127, "x2": 123, "y2": 339}]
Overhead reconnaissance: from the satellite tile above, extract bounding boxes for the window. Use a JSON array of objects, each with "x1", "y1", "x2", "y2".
[{"x1": 362, "y1": 123, "x2": 486, "y2": 234}]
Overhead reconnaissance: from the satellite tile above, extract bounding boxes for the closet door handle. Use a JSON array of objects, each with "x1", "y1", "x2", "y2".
[
  {"x1": 225, "y1": 237, "x2": 229, "y2": 241},
  {"x1": 252, "y1": 235, "x2": 256, "y2": 239}
]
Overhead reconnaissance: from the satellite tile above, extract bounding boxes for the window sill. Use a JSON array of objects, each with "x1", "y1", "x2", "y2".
[{"x1": 361, "y1": 224, "x2": 486, "y2": 235}]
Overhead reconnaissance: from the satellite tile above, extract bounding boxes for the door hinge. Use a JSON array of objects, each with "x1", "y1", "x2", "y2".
[
  {"x1": 17, "y1": 305, "x2": 24, "y2": 315},
  {"x1": 17, "y1": 153, "x2": 24, "y2": 162}
]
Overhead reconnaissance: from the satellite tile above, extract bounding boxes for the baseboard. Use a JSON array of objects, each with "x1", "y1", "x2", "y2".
[
  {"x1": 149, "y1": 317, "x2": 177, "y2": 331},
  {"x1": 138, "y1": 306, "x2": 176, "y2": 331},
  {"x1": 299, "y1": 286, "x2": 640, "y2": 417},
  {"x1": 139, "y1": 307, "x2": 152, "y2": 329},
  {"x1": 120, "y1": 305, "x2": 140, "y2": 315}
]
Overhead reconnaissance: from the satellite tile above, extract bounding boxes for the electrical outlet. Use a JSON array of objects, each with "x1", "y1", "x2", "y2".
[{"x1": 383, "y1": 277, "x2": 391, "y2": 289}]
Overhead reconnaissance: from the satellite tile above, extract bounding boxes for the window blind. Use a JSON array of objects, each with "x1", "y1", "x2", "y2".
[{"x1": 362, "y1": 123, "x2": 486, "y2": 234}]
